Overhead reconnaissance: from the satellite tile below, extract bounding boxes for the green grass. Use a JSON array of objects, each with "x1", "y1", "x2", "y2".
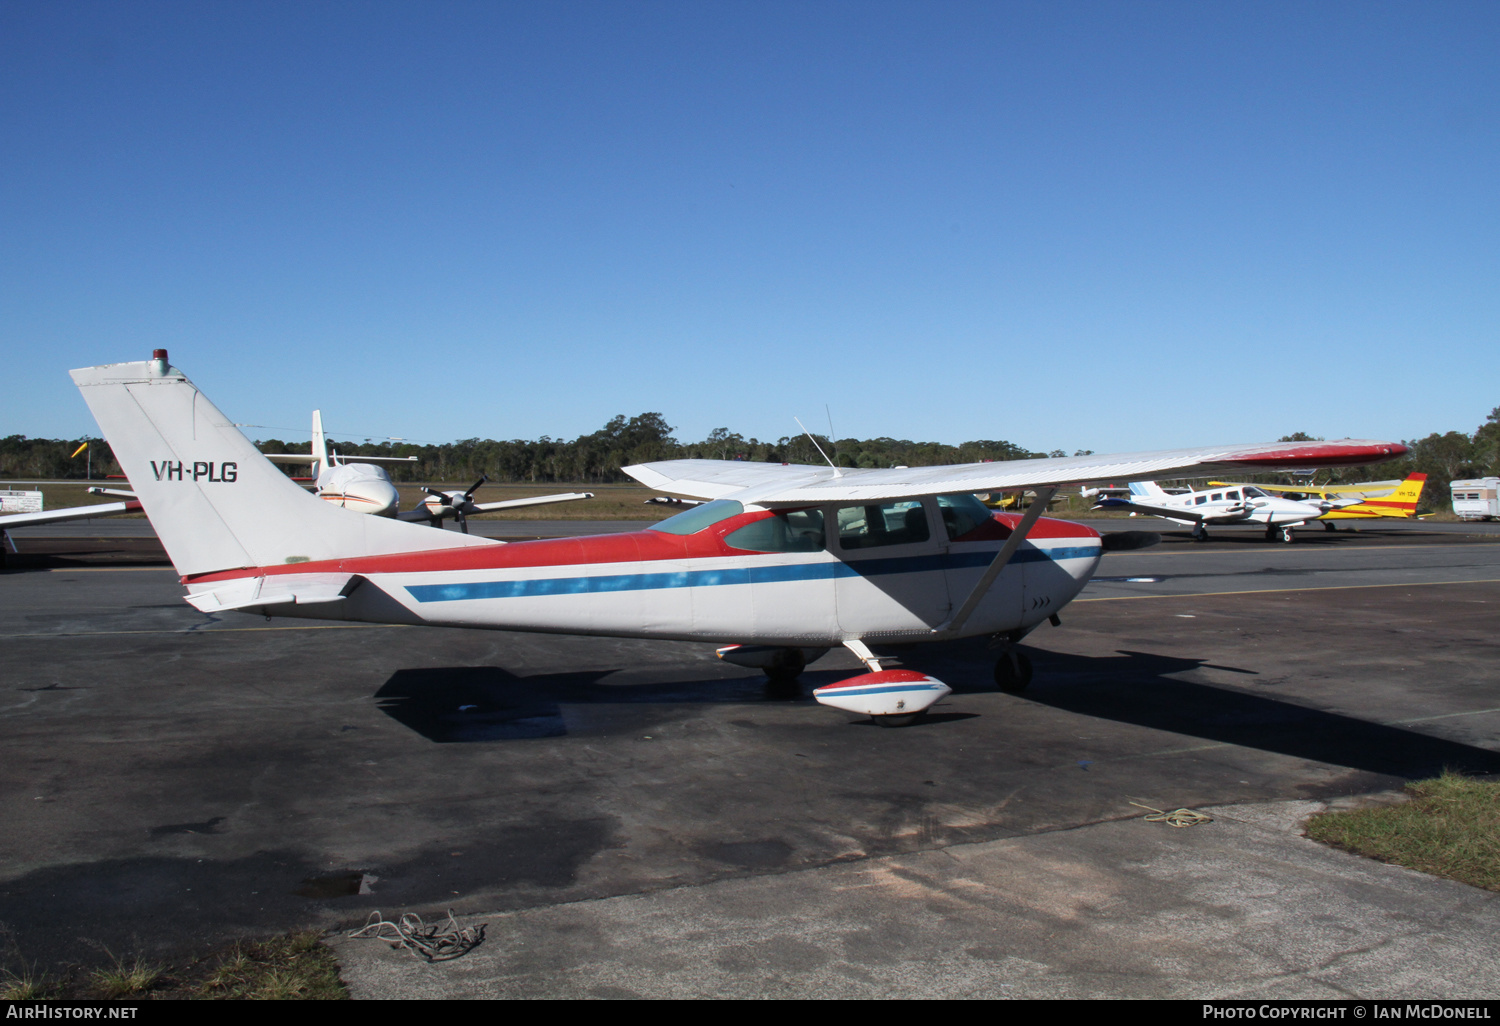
[
  {"x1": 1, "y1": 966, "x2": 61, "y2": 1000},
  {"x1": 1, "y1": 931, "x2": 347, "y2": 1001},
  {"x1": 1306, "y1": 772, "x2": 1500, "y2": 891},
  {"x1": 195, "y1": 932, "x2": 346, "y2": 1001},
  {"x1": 90, "y1": 956, "x2": 163, "y2": 998}
]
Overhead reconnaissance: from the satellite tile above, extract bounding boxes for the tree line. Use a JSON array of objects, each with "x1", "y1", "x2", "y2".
[
  {"x1": 1261, "y1": 406, "x2": 1500, "y2": 502},
  {"x1": 4, "y1": 405, "x2": 1497, "y2": 503}
]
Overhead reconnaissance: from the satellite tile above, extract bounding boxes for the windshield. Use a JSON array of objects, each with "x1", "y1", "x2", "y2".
[
  {"x1": 937, "y1": 493, "x2": 993, "y2": 539},
  {"x1": 724, "y1": 509, "x2": 826, "y2": 552},
  {"x1": 649, "y1": 499, "x2": 746, "y2": 535}
]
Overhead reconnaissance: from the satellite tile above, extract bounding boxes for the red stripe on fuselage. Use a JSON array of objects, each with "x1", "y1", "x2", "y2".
[{"x1": 180, "y1": 510, "x2": 1100, "y2": 584}]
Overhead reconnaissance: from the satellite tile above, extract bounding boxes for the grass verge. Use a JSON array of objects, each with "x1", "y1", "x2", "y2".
[
  {"x1": 1, "y1": 931, "x2": 347, "y2": 1000},
  {"x1": 1305, "y1": 772, "x2": 1500, "y2": 891}
]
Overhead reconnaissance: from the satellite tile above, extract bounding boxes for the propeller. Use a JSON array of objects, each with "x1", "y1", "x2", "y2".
[{"x1": 420, "y1": 475, "x2": 489, "y2": 532}]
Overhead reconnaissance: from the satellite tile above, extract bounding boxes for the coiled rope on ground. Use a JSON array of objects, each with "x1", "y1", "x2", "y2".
[
  {"x1": 348, "y1": 910, "x2": 487, "y2": 962},
  {"x1": 1129, "y1": 801, "x2": 1213, "y2": 827}
]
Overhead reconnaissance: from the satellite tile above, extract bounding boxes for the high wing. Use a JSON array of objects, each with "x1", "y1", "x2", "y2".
[
  {"x1": 625, "y1": 440, "x2": 1406, "y2": 505},
  {"x1": 264, "y1": 453, "x2": 419, "y2": 465}
]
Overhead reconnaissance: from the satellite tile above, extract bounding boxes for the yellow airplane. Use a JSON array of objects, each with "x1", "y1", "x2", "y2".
[{"x1": 1206, "y1": 473, "x2": 1428, "y2": 528}]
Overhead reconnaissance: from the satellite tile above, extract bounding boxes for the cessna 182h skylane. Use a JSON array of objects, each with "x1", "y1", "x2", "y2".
[{"x1": 68, "y1": 352, "x2": 1406, "y2": 726}]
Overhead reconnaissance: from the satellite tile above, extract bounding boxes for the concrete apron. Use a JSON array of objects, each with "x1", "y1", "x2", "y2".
[{"x1": 328, "y1": 795, "x2": 1500, "y2": 999}]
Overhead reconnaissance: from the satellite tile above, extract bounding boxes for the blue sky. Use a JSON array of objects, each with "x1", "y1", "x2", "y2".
[{"x1": 3, "y1": 1, "x2": 1496, "y2": 455}]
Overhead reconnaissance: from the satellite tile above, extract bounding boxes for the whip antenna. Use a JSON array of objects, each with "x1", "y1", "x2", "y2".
[{"x1": 794, "y1": 417, "x2": 842, "y2": 478}]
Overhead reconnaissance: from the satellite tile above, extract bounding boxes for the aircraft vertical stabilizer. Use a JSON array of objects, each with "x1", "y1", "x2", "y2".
[
  {"x1": 311, "y1": 409, "x2": 331, "y2": 475},
  {"x1": 70, "y1": 351, "x2": 493, "y2": 577}
]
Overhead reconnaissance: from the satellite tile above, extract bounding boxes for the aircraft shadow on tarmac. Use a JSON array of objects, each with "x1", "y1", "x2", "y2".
[
  {"x1": 375, "y1": 649, "x2": 1500, "y2": 774},
  {"x1": 374, "y1": 665, "x2": 873, "y2": 743},
  {"x1": 1015, "y1": 647, "x2": 1500, "y2": 780}
]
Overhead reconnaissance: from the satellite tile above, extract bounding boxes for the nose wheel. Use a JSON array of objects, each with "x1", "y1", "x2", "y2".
[{"x1": 994, "y1": 649, "x2": 1034, "y2": 693}]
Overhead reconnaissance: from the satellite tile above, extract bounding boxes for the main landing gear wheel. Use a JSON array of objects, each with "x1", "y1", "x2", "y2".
[
  {"x1": 762, "y1": 647, "x2": 806, "y2": 699},
  {"x1": 1192, "y1": 524, "x2": 1209, "y2": 542},
  {"x1": 762, "y1": 647, "x2": 806, "y2": 683},
  {"x1": 875, "y1": 712, "x2": 921, "y2": 728},
  {"x1": 994, "y1": 650, "x2": 1034, "y2": 694}
]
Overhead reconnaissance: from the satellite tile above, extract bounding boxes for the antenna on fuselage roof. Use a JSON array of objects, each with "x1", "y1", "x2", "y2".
[{"x1": 794, "y1": 416, "x2": 842, "y2": 479}]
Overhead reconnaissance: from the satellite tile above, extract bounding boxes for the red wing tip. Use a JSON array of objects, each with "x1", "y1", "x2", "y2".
[{"x1": 1225, "y1": 441, "x2": 1408, "y2": 468}]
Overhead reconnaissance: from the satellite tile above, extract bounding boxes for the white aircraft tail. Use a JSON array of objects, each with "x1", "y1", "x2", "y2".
[
  {"x1": 311, "y1": 409, "x2": 332, "y2": 475},
  {"x1": 70, "y1": 351, "x2": 493, "y2": 577},
  {"x1": 1128, "y1": 481, "x2": 1171, "y2": 499}
]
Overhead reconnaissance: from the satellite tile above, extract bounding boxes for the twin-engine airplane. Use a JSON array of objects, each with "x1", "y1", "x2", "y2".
[
  {"x1": 69, "y1": 352, "x2": 1407, "y2": 726},
  {"x1": 1094, "y1": 481, "x2": 1345, "y2": 543},
  {"x1": 1, "y1": 405, "x2": 592, "y2": 555},
  {"x1": 1203, "y1": 473, "x2": 1429, "y2": 529},
  {"x1": 265, "y1": 411, "x2": 593, "y2": 529}
]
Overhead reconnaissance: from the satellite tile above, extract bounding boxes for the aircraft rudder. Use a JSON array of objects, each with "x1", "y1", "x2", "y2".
[
  {"x1": 71, "y1": 352, "x2": 494, "y2": 577},
  {"x1": 1380, "y1": 474, "x2": 1428, "y2": 510}
]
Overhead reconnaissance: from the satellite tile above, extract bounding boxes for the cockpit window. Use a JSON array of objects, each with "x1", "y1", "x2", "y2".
[
  {"x1": 649, "y1": 499, "x2": 745, "y2": 535},
  {"x1": 1243, "y1": 486, "x2": 1268, "y2": 498},
  {"x1": 724, "y1": 509, "x2": 826, "y2": 552},
  {"x1": 1226, "y1": 490, "x2": 1240, "y2": 500},
  {"x1": 937, "y1": 493, "x2": 993, "y2": 540},
  {"x1": 836, "y1": 500, "x2": 930, "y2": 549}
]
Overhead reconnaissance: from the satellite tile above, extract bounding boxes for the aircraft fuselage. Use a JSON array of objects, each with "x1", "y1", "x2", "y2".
[{"x1": 185, "y1": 503, "x2": 1102, "y2": 646}]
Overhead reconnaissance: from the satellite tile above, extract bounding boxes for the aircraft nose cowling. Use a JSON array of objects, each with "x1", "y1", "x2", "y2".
[
  {"x1": 813, "y1": 670, "x2": 951, "y2": 717},
  {"x1": 324, "y1": 475, "x2": 400, "y2": 517}
]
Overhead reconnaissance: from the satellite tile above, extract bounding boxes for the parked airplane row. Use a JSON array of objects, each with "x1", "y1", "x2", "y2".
[
  {"x1": 46, "y1": 350, "x2": 1407, "y2": 728},
  {"x1": 0, "y1": 408, "x2": 594, "y2": 542},
  {"x1": 1096, "y1": 472, "x2": 1428, "y2": 542}
]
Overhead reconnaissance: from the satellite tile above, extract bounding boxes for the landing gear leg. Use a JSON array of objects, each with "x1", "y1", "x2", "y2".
[{"x1": 993, "y1": 648, "x2": 1034, "y2": 694}]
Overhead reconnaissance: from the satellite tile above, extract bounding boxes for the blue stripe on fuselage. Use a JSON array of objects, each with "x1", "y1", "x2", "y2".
[
  {"x1": 814, "y1": 684, "x2": 946, "y2": 696},
  {"x1": 405, "y1": 545, "x2": 1099, "y2": 604}
]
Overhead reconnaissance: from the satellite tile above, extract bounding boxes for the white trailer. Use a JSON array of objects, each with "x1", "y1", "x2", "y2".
[{"x1": 1451, "y1": 477, "x2": 1500, "y2": 521}]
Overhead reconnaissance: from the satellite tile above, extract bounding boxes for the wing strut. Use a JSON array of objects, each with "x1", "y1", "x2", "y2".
[{"x1": 937, "y1": 486, "x2": 1057, "y2": 635}]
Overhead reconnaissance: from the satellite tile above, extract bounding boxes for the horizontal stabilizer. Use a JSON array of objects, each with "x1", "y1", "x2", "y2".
[
  {"x1": 186, "y1": 573, "x2": 363, "y2": 612},
  {"x1": 0, "y1": 499, "x2": 142, "y2": 529},
  {"x1": 1093, "y1": 498, "x2": 1205, "y2": 522}
]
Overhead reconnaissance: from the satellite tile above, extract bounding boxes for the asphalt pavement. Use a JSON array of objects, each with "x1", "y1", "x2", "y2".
[{"x1": 2, "y1": 522, "x2": 1498, "y2": 998}]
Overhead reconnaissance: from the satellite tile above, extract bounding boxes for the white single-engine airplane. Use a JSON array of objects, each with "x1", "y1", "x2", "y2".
[
  {"x1": 265, "y1": 411, "x2": 593, "y2": 529},
  {"x1": 1093, "y1": 480, "x2": 1349, "y2": 543},
  {"x1": 69, "y1": 352, "x2": 1406, "y2": 726}
]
